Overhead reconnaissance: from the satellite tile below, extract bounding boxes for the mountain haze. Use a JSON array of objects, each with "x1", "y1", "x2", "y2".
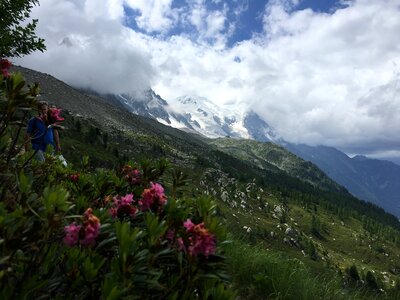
[{"x1": 284, "y1": 143, "x2": 400, "y2": 217}]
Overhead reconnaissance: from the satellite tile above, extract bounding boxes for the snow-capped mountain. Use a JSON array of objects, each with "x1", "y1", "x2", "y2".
[
  {"x1": 116, "y1": 90, "x2": 171, "y2": 123},
  {"x1": 166, "y1": 95, "x2": 250, "y2": 139},
  {"x1": 103, "y1": 91, "x2": 278, "y2": 142}
]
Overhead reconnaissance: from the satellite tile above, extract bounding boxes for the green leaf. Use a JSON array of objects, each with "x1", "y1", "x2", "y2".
[
  {"x1": 96, "y1": 236, "x2": 117, "y2": 251},
  {"x1": 18, "y1": 170, "x2": 32, "y2": 195},
  {"x1": 145, "y1": 213, "x2": 168, "y2": 246},
  {"x1": 42, "y1": 185, "x2": 70, "y2": 214}
]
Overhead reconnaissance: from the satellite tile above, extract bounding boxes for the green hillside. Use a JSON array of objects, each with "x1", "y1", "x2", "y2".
[{"x1": 209, "y1": 138, "x2": 347, "y2": 193}]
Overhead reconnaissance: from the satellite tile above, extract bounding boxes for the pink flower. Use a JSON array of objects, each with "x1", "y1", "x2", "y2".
[
  {"x1": 63, "y1": 223, "x2": 81, "y2": 247},
  {"x1": 80, "y1": 222, "x2": 100, "y2": 246},
  {"x1": 151, "y1": 182, "x2": 165, "y2": 195},
  {"x1": 0, "y1": 59, "x2": 12, "y2": 77},
  {"x1": 139, "y1": 182, "x2": 167, "y2": 212},
  {"x1": 48, "y1": 107, "x2": 64, "y2": 124},
  {"x1": 109, "y1": 194, "x2": 137, "y2": 219},
  {"x1": 63, "y1": 208, "x2": 101, "y2": 247},
  {"x1": 183, "y1": 219, "x2": 195, "y2": 231},
  {"x1": 70, "y1": 173, "x2": 80, "y2": 182},
  {"x1": 80, "y1": 208, "x2": 101, "y2": 247},
  {"x1": 166, "y1": 230, "x2": 186, "y2": 252},
  {"x1": 183, "y1": 219, "x2": 216, "y2": 258},
  {"x1": 129, "y1": 169, "x2": 142, "y2": 184},
  {"x1": 122, "y1": 165, "x2": 142, "y2": 185},
  {"x1": 120, "y1": 194, "x2": 133, "y2": 205}
]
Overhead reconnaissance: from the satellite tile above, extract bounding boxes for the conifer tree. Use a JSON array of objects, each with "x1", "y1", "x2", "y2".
[
  {"x1": 365, "y1": 271, "x2": 379, "y2": 290},
  {"x1": 347, "y1": 264, "x2": 360, "y2": 282}
]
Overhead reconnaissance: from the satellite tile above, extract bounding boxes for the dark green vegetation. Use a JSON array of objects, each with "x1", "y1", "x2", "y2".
[
  {"x1": 284, "y1": 143, "x2": 400, "y2": 218},
  {"x1": 5, "y1": 66, "x2": 400, "y2": 299},
  {"x1": 0, "y1": 0, "x2": 46, "y2": 58},
  {"x1": 209, "y1": 138, "x2": 347, "y2": 193},
  {"x1": 1, "y1": 71, "x2": 235, "y2": 299}
]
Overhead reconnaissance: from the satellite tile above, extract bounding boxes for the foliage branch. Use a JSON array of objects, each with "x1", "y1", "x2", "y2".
[{"x1": 0, "y1": 0, "x2": 46, "y2": 58}]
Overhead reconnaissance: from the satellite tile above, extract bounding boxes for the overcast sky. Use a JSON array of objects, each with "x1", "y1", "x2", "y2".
[{"x1": 15, "y1": 0, "x2": 400, "y2": 162}]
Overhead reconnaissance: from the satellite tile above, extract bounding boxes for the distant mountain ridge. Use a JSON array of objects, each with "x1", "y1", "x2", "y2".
[{"x1": 283, "y1": 143, "x2": 400, "y2": 217}]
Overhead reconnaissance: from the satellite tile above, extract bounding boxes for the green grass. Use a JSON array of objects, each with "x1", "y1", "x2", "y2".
[{"x1": 224, "y1": 239, "x2": 381, "y2": 300}]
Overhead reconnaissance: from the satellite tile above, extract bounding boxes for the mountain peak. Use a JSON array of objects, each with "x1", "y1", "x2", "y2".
[
  {"x1": 243, "y1": 111, "x2": 278, "y2": 142},
  {"x1": 178, "y1": 96, "x2": 200, "y2": 105},
  {"x1": 177, "y1": 96, "x2": 213, "y2": 111},
  {"x1": 352, "y1": 155, "x2": 369, "y2": 161}
]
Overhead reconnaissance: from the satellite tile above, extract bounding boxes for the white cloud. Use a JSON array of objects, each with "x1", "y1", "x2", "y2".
[
  {"x1": 205, "y1": 10, "x2": 227, "y2": 37},
  {"x1": 184, "y1": 0, "x2": 229, "y2": 47},
  {"x1": 245, "y1": 0, "x2": 400, "y2": 153},
  {"x1": 15, "y1": 0, "x2": 154, "y2": 94},
  {"x1": 15, "y1": 0, "x2": 400, "y2": 159},
  {"x1": 84, "y1": 0, "x2": 124, "y2": 20},
  {"x1": 125, "y1": 0, "x2": 178, "y2": 33}
]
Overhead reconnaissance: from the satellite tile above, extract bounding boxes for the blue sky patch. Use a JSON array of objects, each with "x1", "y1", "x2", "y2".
[{"x1": 123, "y1": 0, "x2": 346, "y2": 46}]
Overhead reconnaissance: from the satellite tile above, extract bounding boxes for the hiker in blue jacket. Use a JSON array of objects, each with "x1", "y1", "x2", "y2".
[{"x1": 25, "y1": 101, "x2": 61, "y2": 161}]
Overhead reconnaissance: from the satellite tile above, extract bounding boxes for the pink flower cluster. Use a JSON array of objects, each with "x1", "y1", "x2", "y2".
[
  {"x1": 63, "y1": 223, "x2": 81, "y2": 247},
  {"x1": 109, "y1": 193, "x2": 137, "y2": 219},
  {"x1": 48, "y1": 107, "x2": 64, "y2": 124},
  {"x1": 0, "y1": 59, "x2": 12, "y2": 77},
  {"x1": 81, "y1": 208, "x2": 101, "y2": 246},
  {"x1": 122, "y1": 165, "x2": 142, "y2": 185},
  {"x1": 139, "y1": 182, "x2": 167, "y2": 212},
  {"x1": 166, "y1": 229, "x2": 185, "y2": 251},
  {"x1": 108, "y1": 182, "x2": 167, "y2": 217},
  {"x1": 183, "y1": 219, "x2": 216, "y2": 258},
  {"x1": 70, "y1": 173, "x2": 80, "y2": 182},
  {"x1": 63, "y1": 208, "x2": 101, "y2": 247}
]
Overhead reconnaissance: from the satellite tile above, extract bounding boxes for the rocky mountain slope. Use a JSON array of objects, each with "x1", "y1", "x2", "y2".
[
  {"x1": 100, "y1": 92, "x2": 277, "y2": 140},
  {"x1": 92, "y1": 86, "x2": 400, "y2": 218},
  {"x1": 209, "y1": 138, "x2": 347, "y2": 194}
]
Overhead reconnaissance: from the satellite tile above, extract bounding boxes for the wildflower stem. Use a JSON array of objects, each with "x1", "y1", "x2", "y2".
[{"x1": 5, "y1": 110, "x2": 28, "y2": 171}]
